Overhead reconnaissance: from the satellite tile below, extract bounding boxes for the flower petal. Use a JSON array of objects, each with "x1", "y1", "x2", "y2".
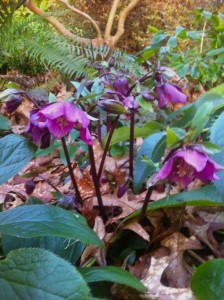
[
  {"x1": 80, "y1": 127, "x2": 93, "y2": 145},
  {"x1": 152, "y1": 155, "x2": 175, "y2": 183},
  {"x1": 173, "y1": 149, "x2": 208, "y2": 172},
  {"x1": 39, "y1": 102, "x2": 64, "y2": 119},
  {"x1": 47, "y1": 119, "x2": 74, "y2": 138}
]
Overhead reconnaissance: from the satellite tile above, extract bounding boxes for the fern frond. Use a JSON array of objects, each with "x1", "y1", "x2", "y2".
[{"x1": 0, "y1": 0, "x2": 25, "y2": 26}]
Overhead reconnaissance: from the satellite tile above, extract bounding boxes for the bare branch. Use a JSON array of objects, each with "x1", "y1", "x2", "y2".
[
  {"x1": 104, "y1": 0, "x2": 120, "y2": 41},
  {"x1": 57, "y1": 0, "x2": 102, "y2": 40},
  {"x1": 112, "y1": 0, "x2": 142, "y2": 46},
  {"x1": 23, "y1": 0, "x2": 101, "y2": 45}
]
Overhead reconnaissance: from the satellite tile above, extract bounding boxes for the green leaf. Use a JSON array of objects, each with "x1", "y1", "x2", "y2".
[
  {"x1": 0, "y1": 114, "x2": 11, "y2": 130},
  {"x1": 48, "y1": 92, "x2": 57, "y2": 103},
  {"x1": 2, "y1": 235, "x2": 85, "y2": 264},
  {"x1": 79, "y1": 266, "x2": 147, "y2": 292},
  {"x1": 191, "y1": 259, "x2": 224, "y2": 300},
  {"x1": 133, "y1": 132, "x2": 165, "y2": 194},
  {"x1": 189, "y1": 102, "x2": 213, "y2": 140},
  {"x1": 210, "y1": 111, "x2": 224, "y2": 196},
  {"x1": 0, "y1": 134, "x2": 36, "y2": 185},
  {"x1": 0, "y1": 248, "x2": 91, "y2": 300},
  {"x1": 206, "y1": 47, "x2": 224, "y2": 57},
  {"x1": 0, "y1": 205, "x2": 102, "y2": 246},
  {"x1": 150, "y1": 33, "x2": 168, "y2": 46},
  {"x1": 168, "y1": 36, "x2": 178, "y2": 47},
  {"x1": 126, "y1": 185, "x2": 224, "y2": 220},
  {"x1": 187, "y1": 31, "x2": 202, "y2": 39},
  {"x1": 167, "y1": 127, "x2": 185, "y2": 148},
  {"x1": 102, "y1": 122, "x2": 162, "y2": 148},
  {"x1": 137, "y1": 95, "x2": 153, "y2": 112}
]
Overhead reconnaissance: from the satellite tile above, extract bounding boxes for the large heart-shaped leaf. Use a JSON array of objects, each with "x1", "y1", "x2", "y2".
[
  {"x1": 0, "y1": 205, "x2": 102, "y2": 246},
  {"x1": 0, "y1": 134, "x2": 36, "y2": 185},
  {"x1": 191, "y1": 259, "x2": 224, "y2": 300},
  {"x1": 0, "y1": 248, "x2": 91, "y2": 300}
]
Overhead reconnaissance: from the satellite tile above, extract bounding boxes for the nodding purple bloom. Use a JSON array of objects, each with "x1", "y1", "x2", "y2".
[
  {"x1": 155, "y1": 83, "x2": 187, "y2": 108},
  {"x1": 123, "y1": 95, "x2": 139, "y2": 110},
  {"x1": 37, "y1": 102, "x2": 93, "y2": 145},
  {"x1": 152, "y1": 148, "x2": 223, "y2": 189},
  {"x1": 5, "y1": 94, "x2": 22, "y2": 113},
  {"x1": 25, "y1": 109, "x2": 51, "y2": 149},
  {"x1": 113, "y1": 78, "x2": 130, "y2": 97}
]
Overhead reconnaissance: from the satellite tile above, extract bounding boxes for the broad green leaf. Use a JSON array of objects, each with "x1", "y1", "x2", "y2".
[
  {"x1": 0, "y1": 134, "x2": 36, "y2": 185},
  {"x1": 125, "y1": 185, "x2": 224, "y2": 220},
  {"x1": 150, "y1": 33, "x2": 168, "y2": 46},
  {"x1": 48, "y1": 92, "x2": 57, "y2": 103},
  {"x1": 133, "y1": 132, "x2": 165, "y2": 194},
  {"x1": 189, "y1": 102, "x2": 213, "y2": 140},
  {"x1": 167, "y1": 127, "x2": 185, "y2": 148},
  {"x1": 0, "y1": 114, "x2": 11, "y2": 130},
  {"x1": 2, "y1": 235, "x2": 85, "y2": 264},
  {"x1": 0, "y1": 248, "x2": 91, "y2": 300},
  {"x1": 168, "y1": 36, "x2": 178, "y2": 47},
  {"x1": 210, "y1": 111, "x2": 224, "y2": 196},
  {"x1": 191, "y1": 259, "x2": 224, "y2": 300},
  {"x1": 102, "y1": 122, "x2": 162, "y2": 148},
  {"x1": 0, "y1": 205, "x2": 102, "y2": 246},
  {"x1": 79, "y1": 266, "x2": 147, "y2": 292},
  {"x1": 187, "y1": 31, "x2": 202, "y2": 39},
  {"x1": 206, "y1": 47, "x2": 224, "y2": 57}
]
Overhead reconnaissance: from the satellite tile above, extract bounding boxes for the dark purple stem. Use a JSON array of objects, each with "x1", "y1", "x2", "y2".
[
  {"x1": 17, "y1": 92, "x2": 41, "y2": 109},
  {"x1": 88, "y1": 145, "x2": 107, "y2": 222},
  {"x1": 61, "y1": 137, "x2": 82, "y2": 205},
  {"x1": 139, "y1": 186, "x2": 154, "y2": 221},
  {"x1": 97, "y1": 112, "x2": 102, "y2": 145},
  {"x1": 98, "y1": 115, "x2": 119, "y2": 180},
  {"x1": 129, "y1": 113, "x2": 135, "y2": 186}
]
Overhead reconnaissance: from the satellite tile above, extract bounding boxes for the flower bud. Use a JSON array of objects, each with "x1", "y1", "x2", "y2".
[
  {"x1": 98, "y1": 99, "x2": 128, "y2": 114},
  {"x1": 117, "y1": 184, "x2": 127, "y2": 198},
  {"x1": 109, "y1": 57, "x2": 116, "y2": 68},
  {"x1": 5, "y1": 94, "x2": 22, "y2": 113},
  {"x1": 25, "y1": 180, "x2": 36, "y2": 195}
]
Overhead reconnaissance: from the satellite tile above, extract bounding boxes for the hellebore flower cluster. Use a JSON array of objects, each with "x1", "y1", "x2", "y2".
[
  {"x1": 25, "y1": 101, "x2": 93, "y2": 148},
  {"x1": 152, "y1": 147, "x2": 223, "y2": 189},
  {"x1": 154, "y1": 72, "x2": 187, "y2": 108},
  {"x1": 98, "y1": 76, "x2": 139, "y2": 114}
]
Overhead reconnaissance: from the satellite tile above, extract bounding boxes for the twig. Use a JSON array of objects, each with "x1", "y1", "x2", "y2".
[
  {"x1": 98, "y1": 115, "x2": 119, "y2": 180},
  {"x1": 88, "y1": 145, "x2": 107, "y2": 222},
  {"x1": 61, "y1": 137, "x2": 82, "y2": 205}
]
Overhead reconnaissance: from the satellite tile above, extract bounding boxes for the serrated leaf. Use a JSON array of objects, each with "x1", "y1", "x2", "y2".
[
  {"x1": 126, "y1": 185, "x2": 224, "y2": 220},
  {"x1": 102, "y1": 122, "x2": 162, "y2": 148},
  {"x1": 0, "y1": 248, "x2": 91, "y2": 300},
  {"x1": 133, "y1": 132, "x2": 165, "y2": 194},
  {"x1": 0, "y1": 205, "x2": 102, "y2": 246},
  {"x1": 191, "y1": 259, "x2": 224, "y2": 300},
  {"x1": 0, "y1": 114, "x2": 11, "y2": 130},
  {"x1": 0, "y1": 134, "x2": 36, "y2": 185},
  {"x1": 79, "y1": 266, "x2": 146, "y2": 292},
  {"x1": 2, "y1": 234, "x2": 85, "y2": 264}
]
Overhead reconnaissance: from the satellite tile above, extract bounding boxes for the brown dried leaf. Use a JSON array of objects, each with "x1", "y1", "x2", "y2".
[{"x1": 124, "y1": 217, "x2": 150, "y2": 242}]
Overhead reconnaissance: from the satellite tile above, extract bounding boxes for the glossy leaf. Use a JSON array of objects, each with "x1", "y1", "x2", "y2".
[
  {"x1": 102, "y1": 122, "x2": 162, "y2": 148},
  {"x1": 191, "y1": 259, "x2": 224, "y2": 300},
  {"x1": 210, "y1": 111, "x2": 224, "y2": 196},
  {"x1": 0, "y1": 205, "x2": 102, "y2": 246},
  {"x1": 0, "y1": 248, "x2": 91, "y2": 300},
  {"x1": 0, "y1": 114, "x2": 11, "y2": 130},
  {"x1": 133, "y1": 132, "x2": 165, "y2": 193},
  {"x1": 126, "y1": 185, "x2": 224, "y2": 220},
  {"x1": 79, "y1": 266, "x2": 147, "y2": 292},
  {"x1": 0, "y1": 134, "x2": 36, "y2": 185}
]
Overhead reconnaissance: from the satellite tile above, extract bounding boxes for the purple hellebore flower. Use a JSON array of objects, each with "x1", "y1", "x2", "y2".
[
  {"x1": 37, "y1": 102, "x2": 93, "y2": 145},
  {"x1": 123, "y1": 95, "x2": 139, "y2": 110},
  {"x1": 25, "y1": 109, "x2": 51, "y2": 149},
  {"x1": 152, "y1": 148, "x2": 223, "y2": 189},
  {"x1": 155, "y1": 83, "x2": 187, "y2": 108},
  {"x1": 113, "y1": 78, "x2": 129, "y2": 97},
  {"x1": 5, "y1": 94, "x2": 22, "y2": 113}
]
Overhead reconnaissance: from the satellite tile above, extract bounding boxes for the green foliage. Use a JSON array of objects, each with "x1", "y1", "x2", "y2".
[
  {"x1": 191, "y1": 259, "x2": 224, "y2": 300},
  {"x1": 0, "y1": 205, "x2": 102, "y2": 246},
  {"x1": 139, "y1": 9, "x2": 224, "y2": 88},
  {"x1": 0, "y1": 0, "x2": 25, "y2": 26},
  {"x1": 0, "y1": 134, "x2": 36, "y2": 185},
  {"x1": 0, "y1": 248, "x2": 92, "y2": 300}
]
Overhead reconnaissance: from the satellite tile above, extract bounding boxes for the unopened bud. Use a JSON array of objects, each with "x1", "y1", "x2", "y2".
[
  {"x1": 5, "y1": 94, "x2": 22, "y2": 113},
  {"x1": 98, "y1": 99, "x2": 128, "y2": 114},
  {"x1": 25, "y1": 180, "x2": 36, "y2": 195}
]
